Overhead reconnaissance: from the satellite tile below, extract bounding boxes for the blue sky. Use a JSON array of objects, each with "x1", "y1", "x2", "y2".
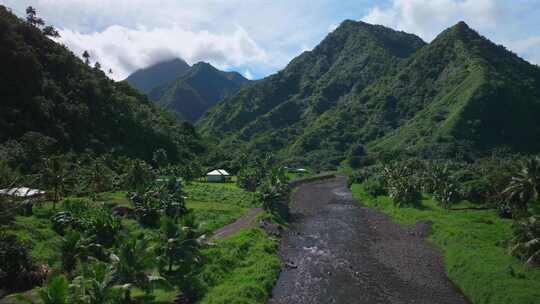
[{"x1": 1, "y1": 0, "x2": 539, "y2": 80}]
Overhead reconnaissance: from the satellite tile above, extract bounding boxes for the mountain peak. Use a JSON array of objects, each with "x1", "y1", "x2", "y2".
[
  {"x1": 444, "y1": 21, "x2": 478, "y2": 36},
  {"x1": 125, "y1": 57, "x2": 190, "y2": 93},
  {"x1": 191, "y1": 61, "x2": 217, "y2": 71}
]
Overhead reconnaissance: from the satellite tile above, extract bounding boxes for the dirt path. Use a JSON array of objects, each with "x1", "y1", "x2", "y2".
[
  {"x1": 269, "y1": 175, "x2": 469, "y2": 304},
  {"x1": 208, "y1": 207, "x2": 263, "y2": 241}
]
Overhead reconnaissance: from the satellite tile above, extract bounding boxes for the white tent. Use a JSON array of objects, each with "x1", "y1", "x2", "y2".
[
  {"x1": 0, "y1": 187, "x2": 45, "y2": 198},
  {"x1": 206, "y1": 169, "x2": 230, "y2": 182}
]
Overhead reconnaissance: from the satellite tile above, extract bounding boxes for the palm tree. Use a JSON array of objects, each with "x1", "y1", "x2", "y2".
[
  {"x1": 59, "y1": 230, "x2": 101, "y2": 274},
  {"x1": 71, "y1": 262, "x2": 120, "y2": 304},
  {"x1": 155, "y1": 216, "x2": 199, "y2": 273},
  {"x1": 41, "y1": 156, "x2": 68, "y2": 209},
  {"x1": 504, "y1": 157, "x2": 540, "y2": 212},
  {"x1": 113, "y1": 235, "x2": 155, "y2": 291},
  {"x1": 38, "y1": 275, "x2": 70, "y2": 304}
]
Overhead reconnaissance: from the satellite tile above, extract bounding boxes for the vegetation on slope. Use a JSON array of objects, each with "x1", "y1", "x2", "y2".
[
  {"x1": 198, "y1": 21, "x2": 540, "y2": 170},
  {"x1": 149, "y1": 62, "x2": 249, "y2": 122},
  {"x1": 0, "y1": 5, "x2": 205, "y2": 170},
  {"x1": 197, "y1": 20, "x2": 425, "y2": 168},
  {"x1": 125, "y1": 58, "x2": 191, "y2": 94}
]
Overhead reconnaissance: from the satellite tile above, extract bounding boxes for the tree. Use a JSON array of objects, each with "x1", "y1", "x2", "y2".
[
  {"x1": 383, "y1": 164, "x2": 422, "y2": 208},
  {"x1": 257, "y1": 166, "x2": 290, "y2": 213},
  {"x1": 347, "y1": 143, "x2": 366, "y2": 169},
  {"x1": 43, "y1": 25, "x2": 60, "y2": 38},
  {"x1": 154, "y1": 216, "x2": 200, "y2": 301},
  {"x1": 237, "y1": 166, "x2": 264, "y2": 192},
  {"x1": 509, "y1": 215, "x2": 540, "y2": 267},
  {"x1": 59, "y1": 230, "x2": 100, "y2": 274},
  {"x1": 0, "y1": 233, "x2": 37, "y2": 291},
  {"x1": 113, "y1": 235, "x2": 156, "y2": 295},
  {"x1": 94, "y1": 61, "x2": 102, "y2": 70},
  {"x1": 71, "y1": 262, "x2": 121, "y2": 304},
  {"x1": 82, "y1": 51, "x2": 91, "y2": 65},
  {"x1": 38, "y1": 275, "x2": 70, "y2": 304},
  {"x1": 25, "y1": 6, "x2": 44, "y2": 27},
  {"x1": 504, "y1": 157, "x2": 540, "y2": 213},
  {"x1": 84, "y1": 158, "x2": 113, "y2": 200},
  {"x1": 152, "y1": 148, "x2": 168, "y2": 169},
  {"x1": 108, "y1": 68, "x2": 113, "y2": 75},
  {"x1": 156, "y1": 217, "x2": 183, "y2": 273},
  {"x1": 125, "y1": 161, "x2": 154, "y2": 191},
  {"x1": 41, "y1": 156, "x2": 68, "y2": 208},
  {"x1": 162, "y1": 177, "x2": 188, "y2": 219}
]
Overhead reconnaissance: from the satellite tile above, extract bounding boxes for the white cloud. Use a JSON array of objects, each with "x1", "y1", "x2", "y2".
[
  {"x1": 1, "y1": 0, "x2": 539, "y2": 79},
  {"x1": 361, "y1": 0, "x2": 540, "y2": 66},
  {"x1": 362, "y1": 0, "x2": 501, "y2": 41},
  {"x1": 58, "y1": 24, "x2": 268, "y2": 80},
  {"x1": 508, "y1": 36, "x2": 540, "y2": 65},
  {"x1": 1, "y1": 0, "x2": 341, "y2": 79},
  {"x1": 243, "y1": 69, "x2": 254, "y2": 80}
]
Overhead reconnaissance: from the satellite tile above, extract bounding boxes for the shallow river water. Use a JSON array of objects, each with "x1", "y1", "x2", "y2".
[{"x1": 269, "y1": 175, "x2": 469, "y2": 304}]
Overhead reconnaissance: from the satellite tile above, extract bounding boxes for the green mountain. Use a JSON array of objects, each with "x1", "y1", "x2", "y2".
[
  {"x1": 0, "y1": 6, "x2": 205, "y2": 168},
  {"x1": 198, "y1": 21, "x2": 540, "y2": 169},
  {"x1": 125, "y1": 58, "x2": 190, "y2": 94},
  {"x1": 197, "y1": 20, "x2": 426, "y2": 166},
  {"x1": 149, "y1": 62, "x2": 249, "y2": 122}
]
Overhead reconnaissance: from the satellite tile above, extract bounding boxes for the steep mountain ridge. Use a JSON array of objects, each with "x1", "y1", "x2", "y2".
[
  {"x1": 198, "y1": 21, "x2": 540, "y2": 168},
  {"x1": 198, "y1": 20, "x2": 426, "y2": 154},
  {"x1": 125, "y1": 58, "x2": 190, "y2": 94},
  {"x1": 149, "y1": 62, "x2": 249, "y2": 122}
]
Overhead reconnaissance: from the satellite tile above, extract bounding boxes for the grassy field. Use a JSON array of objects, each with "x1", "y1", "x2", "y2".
[
  {"x1": 197, "y1": 228, "x2": 281, "y2": 304},
  {"x1": 1, "y1": 181, "x2": 264, "y2": 303},
  {"x1": 351, "y1": 184, "x2": 540, "y2": 304}
]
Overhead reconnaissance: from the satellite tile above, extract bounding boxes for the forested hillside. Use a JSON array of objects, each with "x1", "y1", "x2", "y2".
[
  {"x1": 198, "y1": 20, "x2": 540, "y2": 169},
  {"x1": 0, "y1": 6, "x2": 205, "y2": 170},
  {"x1": 149, "y1": 62, "x2": 249, "y2": 122}
]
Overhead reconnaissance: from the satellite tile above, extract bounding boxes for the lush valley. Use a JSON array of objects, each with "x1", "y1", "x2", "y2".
[
  {"x1": 0, "y1": 6, "x2": 287, "y2": 304},
  {"x1": 128, "y1": 60, "x2": 249, "y2": 122},
  {"x1": 2, "y1": 3, "x2": 540, "y2": 304}
]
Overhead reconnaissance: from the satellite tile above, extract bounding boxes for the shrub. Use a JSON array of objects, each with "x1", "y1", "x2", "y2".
[
  {"x1": 257, "y1": 167, "x2": 290, "y2": 217},
  {"x1": 433, "y1": 181, "x2": 460, "y2": 209},
  {"x1": 509, "y1": 215, "x2": 540, "y2": 266},
  {"x1": 362, "y1": 177, "x2": 387, "y2": 197},
  {"x1": 383, "y1": 164, "x2": 422, "y2": 208},
  {"x1": 130, "y1": 179, "x2": 188, "y2": 227},
  {"x1": 51, "y1": 199, "x2": 121, "y2": 247},
  {"x1": 237, "y1": 167, "x2": 264, "y2": 192},
  {"x1": 125, "y1": 160, "x2": 154, "y2": 191},
  {"x1": 0, "y1": 233, "x2": 37, "y2": 291}
]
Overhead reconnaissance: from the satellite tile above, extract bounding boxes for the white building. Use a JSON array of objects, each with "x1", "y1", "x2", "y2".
[
  {"x1": 0, "y1": 187, "x2": 45, "y2": 198},
  {"x1": 206, "y1": 169, "x2": 230, "y2": 182}
]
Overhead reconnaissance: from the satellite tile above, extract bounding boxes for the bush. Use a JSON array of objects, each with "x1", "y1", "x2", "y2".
[
  {"x1": 383, "y1": 164, "x2": 422, "y2": 208},
  {"x1": 130, "y1": 179, "x2": 188, "y2": 227},
  {"x1": 257, "y1": 167, "x2": 290, "y2": 218},
  {"x1": 509, "y1": 215, "x2": 540, "y2": 266},
  {"x1": 51, "y1": 199, "x2": 121, "y2": 247},
  {"x1": 0, "y1": 233, "x2": 38, "y2": 291},
  {"x1": 237, "y1": 167, "x2": 264, "y2": 192},
  {"x1": 362, "y1": 177, "x2": 387, "y2": 197},
  {"x1": 347, "y1": 172, "x2": 365, "y2": 188}
]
